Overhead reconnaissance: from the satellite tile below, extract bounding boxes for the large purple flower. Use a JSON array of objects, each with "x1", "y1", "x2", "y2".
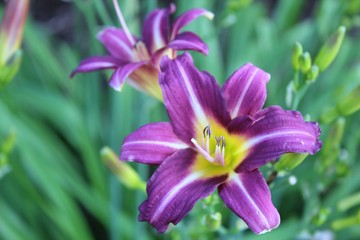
[
  {"x1": 120, "y1": 53, "x2": 322, "y2": 234},
  {"x1": 71, "y1": 0, "x2": 213, "y2": 101}
]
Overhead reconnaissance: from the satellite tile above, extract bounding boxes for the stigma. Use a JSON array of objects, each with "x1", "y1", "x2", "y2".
[{"x1": 191, "y1": 125, "x2": 226, "y2": 166}]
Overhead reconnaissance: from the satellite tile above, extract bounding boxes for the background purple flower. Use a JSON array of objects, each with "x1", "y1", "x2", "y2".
[{"x1": 71, "y1": 1, "x2": 213, "y2": 101}]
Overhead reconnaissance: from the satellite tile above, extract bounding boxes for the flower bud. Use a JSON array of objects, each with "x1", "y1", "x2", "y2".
[
  {"x1": 336, "y1": 85, "x2": 360, "y2": 116},
  {"x1": 0, "y1": 50, "x2": 22, "y2": 87},
  {"x1": 299, "y1": 52, "x2": 312, "y2": 74},
  {"x1": 274, "y1": 153, "x2": 309, "y2": 172},
  {"x1": 314, "y1": 26, "x2": 346, "y2": 72},
  {"x1": 305, "y1": 65, "x2": 319, "y2": 83},
  {"x1": 321, "y1": 85, "x2": 360, "y2": 123},
  {"x1": 227, "y1": 0, "x2": 253, "y2": 11},
  {"x1": 0, "y1": 0, "x2": 29, "y2": 87},
  {"x1": 320, "y1": 118, "x2": 345, "y2": 171},
  {"x1": 332, "y1": 210, "x2": 360, "y2": 230},
  {"x1": 338, "y1": 192, "x2": 360, "y2": 212},
  {"x1": 292, "y1": 42, "x2": 303, "y2": 70},
  {"x1": 101, "y1": 147, "x2": 146, "y2": 191}
]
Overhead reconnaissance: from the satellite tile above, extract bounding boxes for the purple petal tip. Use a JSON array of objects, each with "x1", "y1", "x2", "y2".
[{"x1": 310, "y1": 121, "x2": 322, "y2": 154}]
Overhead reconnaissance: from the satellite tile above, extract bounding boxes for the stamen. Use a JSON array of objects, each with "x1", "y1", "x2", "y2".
[
  {"x1": 191, "y1": 138, "x2": 214, "y2": 163},
  {"x1": 221, "y1": 145, "x2": 225, "y2": 165},
  {"x1": 214, "y1": 142, "x2": 221, "y2": 159},
  {"x1": 221, "y1": 137, "x2": 226, "y2": 165},
  {"x1": 203, "y1": 125, "x2": 211, "y2": 138},
  {"x1": 194, "y1": 127, "x2": 227, "y2": 166},
  {"x1": 113, "y1": 0, "x2": 136, "y2": 46},
  {"x1": 203, "y1": 125, "x2": 211, "y2": 152},
  {"x1": 214, "y1": 136, "x2": 225, "y2": 166},
  {"x1": 203, "y1": 127, "x2": 207, "y2": 138},
  {"x1": 215, "y1": 136, "x2": 220, "y2": 146},
  {"x1": 205, "y1": 135, "x2": 210, "y2": 153}
]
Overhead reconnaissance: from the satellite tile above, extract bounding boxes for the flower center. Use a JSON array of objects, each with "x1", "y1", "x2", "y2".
[
  {"x1": 133, "y1": 41, "x2": 151, "y2": 61},
  {"x1": 191, "y1": 125, "x2": 227, "y2": 166}
]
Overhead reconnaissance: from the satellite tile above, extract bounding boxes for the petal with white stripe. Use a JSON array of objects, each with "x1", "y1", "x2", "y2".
[
  {"x1": 70, "y1": 56, "x2": 123, "y2": 77},
  {"x1": 97, "y1": 27, "x2": 135, "y2": 61},
  {"x1": 218, "y1": 170, "x2": 280, "y2": 234},
  {"x1": 228, "y1": 106, "x2": 322, "y2": 171},
  {"x1": 222, "y1": 63, "x2": 270, "y2": 118},
  {"x1": 109, "y1": 61, "x2": 146, "y2": 91},
  {"x1": 142, "y1": 4, "x2": 175, "y2": 54},
  {"x1": 139, "y1": 149, "x2": 227, "y2": 233},
  {"x1": 159, "y1": 53, "x2": 230, "y2": 144},
  {"x1": 170, "y1": 8, "x2": 214, "y2": 40},
  {"x1": 120, "y1": 122, "x2": 188, "y2": 164},
  {"x1": 167, "y1": 31, "x2": 209, "y2": 55}
]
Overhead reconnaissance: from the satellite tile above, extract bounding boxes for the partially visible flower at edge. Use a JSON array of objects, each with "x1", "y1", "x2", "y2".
[
  {"x1": 0, "y1": 0, "x2": 29, "y2": 87},
  {"x1": 120, "y1": 53, "x2": 322, "y2": 234},
  {"x1": 71, "y1": 0, "x2": 213, "y2": 101}
]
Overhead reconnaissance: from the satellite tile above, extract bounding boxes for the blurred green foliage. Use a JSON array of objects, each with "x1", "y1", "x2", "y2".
[{"x1": 0, "y1": 0, "x2": 359, "y2": 239}]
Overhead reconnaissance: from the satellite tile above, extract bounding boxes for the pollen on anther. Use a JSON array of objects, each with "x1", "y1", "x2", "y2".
[{"x1": 203, "y1": 125, "x2": 211, "y2": 138}]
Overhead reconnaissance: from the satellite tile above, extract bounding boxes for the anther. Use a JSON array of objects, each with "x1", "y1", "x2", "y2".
[
  {"x1": 221, "y1": 137, "x2": 226, "y2": 148},
  {"x1": 203, "y1": 125, "x2": 211, "y2": 138},
  {"x1": 215, "y1": 136, "x2": 220, "y2": 146}
]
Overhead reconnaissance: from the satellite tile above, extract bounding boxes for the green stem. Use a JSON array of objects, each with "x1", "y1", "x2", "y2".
[
  {"x1": 291, "y1": 83, "x2": 311, "y2": 110},
  {"x1": 109, "y1": 175, "x2": 121, "y2": 240}
]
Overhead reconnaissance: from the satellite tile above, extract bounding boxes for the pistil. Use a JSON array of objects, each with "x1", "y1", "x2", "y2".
[{"x1": 113, "y1": 0, "x2": 136, "y2": 46}]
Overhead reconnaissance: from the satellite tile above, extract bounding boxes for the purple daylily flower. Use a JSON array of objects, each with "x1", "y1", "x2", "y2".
[
  {"x1": 71, "y1": 0, "x2": 213, "y2": 101},
  {"x1": 120, "y1": 53, "x2": 322, "y2": 234}
]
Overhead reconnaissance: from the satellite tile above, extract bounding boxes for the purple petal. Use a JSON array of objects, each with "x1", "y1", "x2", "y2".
[
  {"x1": 108, "y1": 61, "x2": 146, "y2": 91},
  {"x1": 70, "y1": 56, "x2": 123, "y2": 77},
  {"x1": 170, "y1": 8, "x2": 214, "y2": 40},
  {"x1": 222, "y1": 63, "x2": 270, "y2": 118},
  {"x1": 97, "y1": 27, "x2": 135, "y2": 61},
  {"x1": 139, "y1": 149, "x2": 227, "y2": 233},
  {"x1": 159, "y1": 53, "x2": 231, "y2": 144},
  {"x1": 228, "y1": 106, "x2": 322, "y2": 171},
  {"x1": 150, "y1": 47, "x2": 176, "y2": 68},
  {"x1": 142, "y1": 4, "x2": 176, "y2": 54},
  {"x1": 218, "y1": 170, "x2": 280, "y2": 234},
  {"x1": 167, "y1": 31, "x2": 208, "y2": 55},
  {"x1": 120, "y1": 122, "x2": 188, "y2": 164}
]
